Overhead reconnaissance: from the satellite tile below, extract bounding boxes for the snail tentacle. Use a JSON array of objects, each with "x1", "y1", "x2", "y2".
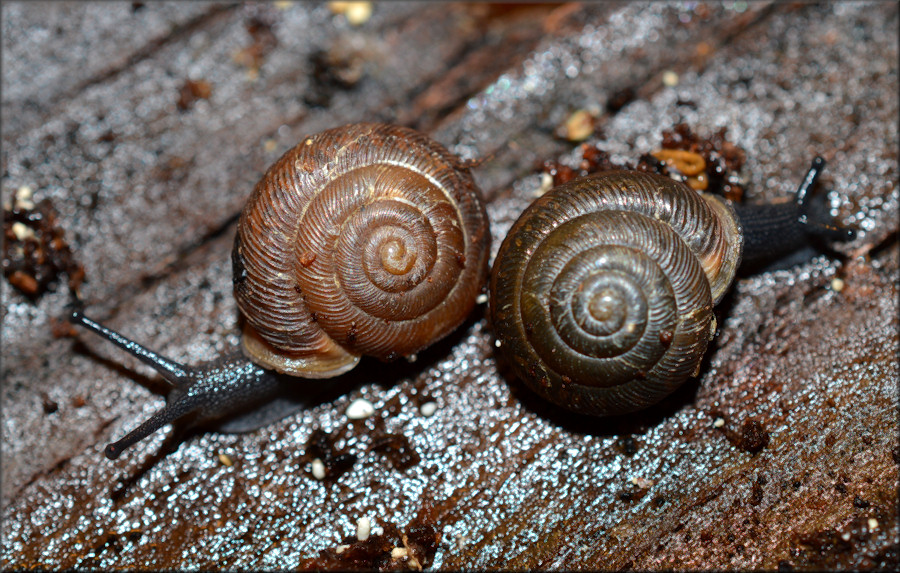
[
  {"x1": 733, "y1": 156, "x2": 856, "y2": 265},
  {"x1": 70, "y1": 311, "x2": 280, "y2": 459}
]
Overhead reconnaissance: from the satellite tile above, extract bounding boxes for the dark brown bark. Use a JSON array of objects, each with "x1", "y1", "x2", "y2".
[{"x1": 2, "y1": 2, "x2": 897, "y2": 570}]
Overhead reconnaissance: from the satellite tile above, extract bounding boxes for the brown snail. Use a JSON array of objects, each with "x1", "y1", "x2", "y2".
[
  {"x1": 489, "y1": 157, "x2": 854, "y2": 416},
  {"x1": 70, "y1": 123, "x2": 490, "y2": 459}
]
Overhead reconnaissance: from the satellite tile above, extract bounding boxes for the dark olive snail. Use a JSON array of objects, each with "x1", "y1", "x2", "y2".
[
  {"x1": 71, "y1": 123, "x2": 490, "y2": 459},
  {"x1": 489, "y1": 157, "x2": 854, "y2": 416}
]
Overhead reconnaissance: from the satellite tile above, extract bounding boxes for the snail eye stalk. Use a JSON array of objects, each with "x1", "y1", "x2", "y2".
[
  {"x1": 793, "y1": 155, "x2": 826, "y2": 209},
  {"x1": 69, "y1": 310, "x2": 276, "y2": 459},
  {"x1": 794, "y1": 156, "x2": 856, "y2": 242},
  {"x1": 69, "y1": 310, "x2": 188, "y2": 385}
]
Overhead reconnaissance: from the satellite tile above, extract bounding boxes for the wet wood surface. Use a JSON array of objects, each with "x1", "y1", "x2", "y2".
[{"x1": 2, "y1": 2, "x2": 898, "y2": 570}]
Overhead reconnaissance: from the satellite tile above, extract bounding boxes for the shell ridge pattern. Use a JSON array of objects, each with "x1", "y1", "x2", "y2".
[
  {"x1": 238, "y1": 149, "x2": 318, "y2": 352},
  {"x1": 294, "y1": 167, "x2": 458, "y2": 355},
  {"x1": 334, "y1": 166, "x2": 443, "y2": 305},
  {"x1": 491, "y1": 171, "x2": 722, "y2": 414},
  {"x1": 522, "y1": 210, "x2": 707, "y2": 388},
  {"x1": 237, "y1": 124, "x2": 487, "y2": 363}
]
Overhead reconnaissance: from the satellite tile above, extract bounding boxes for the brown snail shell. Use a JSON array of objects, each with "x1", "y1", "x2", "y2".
[
  {"x1": 233, "y1": 123, "x2": 491, "y2": 378},
  {"x1": 489, "y1": 170, "x2": 742, "y2": 416}
]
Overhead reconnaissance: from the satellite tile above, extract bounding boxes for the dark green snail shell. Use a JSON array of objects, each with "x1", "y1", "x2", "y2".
[{"x1": 489, "y1": 171, "x2": 742, "y2": 416}]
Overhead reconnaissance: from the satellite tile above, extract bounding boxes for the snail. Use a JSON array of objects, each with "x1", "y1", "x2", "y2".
[
  {"x1": 70, "y1": 123, "x2": 490, "y2": 459},
  {"x1": 489, "y1": 157, "x2": 855, "y2": 416}
]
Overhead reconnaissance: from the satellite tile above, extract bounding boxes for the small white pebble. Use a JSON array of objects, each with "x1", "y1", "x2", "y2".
[
  {"x1": 831, "y1": 277, "x2": 845, "y2": 292},
  {"x1": 406, "y1": 353, "x2": 418, "y2": 363},
  {"x1": 662, "y1": 70, "x2": 679, "y2": 86},
  {"x1": 217, "y1": 453, "x2": 234, "y2": 467},
  {"x1": 335, "y1": 544, "x2": 350, "y2": 554},
  {"x1": 868, "y1": 518, "x2": 879, "y2": 530},
  {"x1": 345, "y1": 2, "x2": 373, "y2": 26},
  {"x1": 15, "y1": 196, "x2": 35, "y2": 210},
  {"x1": 536, "y1": 172, "x2": 554, "y2": 196},
  {"x1": 311, "y1": 458, "x2": 326, "y2": 480},
  {"x1": 11, "y1": 222, "x2": 34, "y2": 241},
  {"x1": 16, "y1": 185, "x2": 33, "y2": 201},
  {"x1": 494, "y1": 339, "x2": 502, "y2": 348},
  {"x1": 841, "y1": 531, "x2": 852, "y2": 541},
  {"x1": 476, "y1": 293, "x2": 489, "y2": 304},
  {"x1": 713, "y1": 417, "x2": 725, "y2": 428},
  {"x1": 420, "y1": 401, "x2": 438, "y2": 417},
  {"x1": 346, "y1": 398, "x2": 375, "y2": 419},
  {"x1": 356, "y1": 516, "x2": 371, "y2": 541},
  {"x1": 391, "y1": 547, "x2": 408, "y2": 559},
  {"x1": 371, "y1": 525, "x2": 383, "y2": 536},
  {"x1": 631, "y1": 476, "x2": 654, "y2": 488},
  {"x1": 559, "y1": 109, "x2": 595, "y2": 141},
  {"x1": 329, "y1": 1, "x2": 372, "y2": 26}
]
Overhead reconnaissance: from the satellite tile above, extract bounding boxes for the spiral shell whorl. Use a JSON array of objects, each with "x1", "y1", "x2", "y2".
[
  {"x1": 490, "y1": 171, "x2": 740, "y2": 415},
  {"x1": 234, "y1": 123, "x2": 489, "y2": 377}
]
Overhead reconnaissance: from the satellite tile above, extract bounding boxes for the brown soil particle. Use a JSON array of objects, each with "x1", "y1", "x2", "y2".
[
  {"x1": 370, "y1": 433, "x2": 421, "y2": 471},
  {"x1": 541, "y1": 122, "x2": 746, "y2": 201},
  {"x1": 738, "y1": 420, "x2": 771, "y2": 454},
  {"x1": 2, "y1": 189, "x2": 84, "y2": 300},
  {"x1": 304, "y1": 428, "x2": 357, "y2": 480}
]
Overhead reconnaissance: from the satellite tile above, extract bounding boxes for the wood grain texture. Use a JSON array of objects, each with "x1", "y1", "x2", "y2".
[{"x1": 2, "y1": 2, "x2": 897, "y2": 570}]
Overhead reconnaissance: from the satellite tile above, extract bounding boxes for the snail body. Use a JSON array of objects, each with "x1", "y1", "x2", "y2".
[
  {"x1": 71, "y1": 123, "x2": 490, "y2": 459},
  {"x1": 489, "y1": 158, "x2": 853, "y2": 416}
]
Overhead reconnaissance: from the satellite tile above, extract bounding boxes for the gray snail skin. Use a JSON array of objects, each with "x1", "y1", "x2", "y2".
[
  {"x1": 70, "y1": 123, "x2": 491, "y2": 459},
  {"x1": 489, "y1": 157, "x2": 855, "y2": 417}
]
